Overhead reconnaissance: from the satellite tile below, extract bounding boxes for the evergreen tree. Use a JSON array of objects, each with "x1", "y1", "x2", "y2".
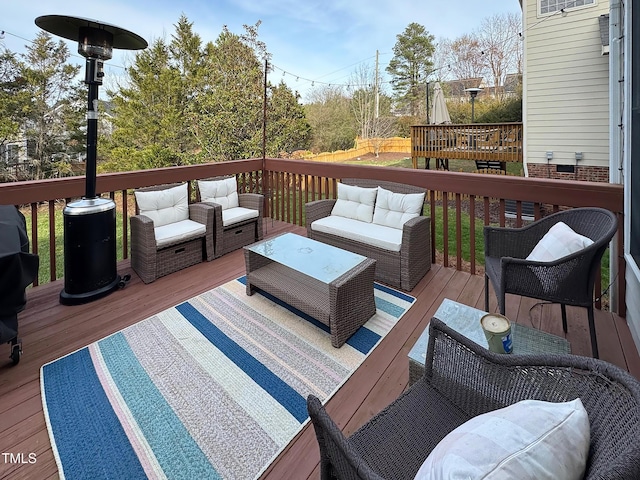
[
  {"x1": 386, "y1": 23, "x2": 435, "y2": 117},
  {"x1": 20, "y1": 32, "x2": 83, "y2": 179},
  {"x1": 0, "y1": 49, "x2": 29, "y2": 180},
  {"x1": 189, "y1": 26, "x2": 265, "y2": 162},
  {"x1": 102, "y1": 18, "x2": 309, "y2": 170}
]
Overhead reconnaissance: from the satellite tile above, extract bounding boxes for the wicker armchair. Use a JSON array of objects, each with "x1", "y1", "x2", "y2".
[
  {"x1": 305, "y1": 178, "x2": 430, "y2": 291},
  {"x1": 308, "y1": 318, "x2": 640, "y2": 480},
  {"x1": 196, "y1": 176, "x2": 263, "y2": 258},
  {"x1": 130, "y1": 183, "x2": 214, "y2": 284},
  {"x1": 484, "y1": 207, "x2": 617, "y2": 358}
]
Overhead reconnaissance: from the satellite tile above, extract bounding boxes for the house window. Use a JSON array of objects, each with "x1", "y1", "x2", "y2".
[
  {"x1": 539, "y1": 0, "x2": 595, "y2": 15},
  {"x1": 0, "y1": 144, "x2": 19, "y2": 165}
]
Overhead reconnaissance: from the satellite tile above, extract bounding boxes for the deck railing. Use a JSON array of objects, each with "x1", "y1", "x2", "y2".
[
  {"x1": 0, "y1": 157, "x2": 625, "y2": 315},
  {"x1": 411, "y1": 123, "x2": 523, "y2": 169}
]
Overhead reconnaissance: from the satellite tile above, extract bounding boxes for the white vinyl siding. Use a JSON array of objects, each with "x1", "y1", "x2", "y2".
[{"x1": 524, "y1": 0, "x2": 610, "y2": 167}]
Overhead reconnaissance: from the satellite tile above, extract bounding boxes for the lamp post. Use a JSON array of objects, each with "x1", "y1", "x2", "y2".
[
  {"x1": 35, "y1": 15, "x2": 147, "y2": 305},
  {"x1": 465, "y1": 87, "x2": 483, "y2": 123}
]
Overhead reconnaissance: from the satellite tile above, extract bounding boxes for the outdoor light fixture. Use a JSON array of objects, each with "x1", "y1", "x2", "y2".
[
  {"x1": 35, "y1": 15, "x2": 147, "y2": 305},
  {"x1": 464, "y1": 87, "x2": 483, "y2": 123}
]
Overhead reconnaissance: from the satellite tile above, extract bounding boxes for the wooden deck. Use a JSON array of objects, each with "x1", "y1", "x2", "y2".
[{"x1": 1, "y1": 220, "x2": 638, "y2": 479}]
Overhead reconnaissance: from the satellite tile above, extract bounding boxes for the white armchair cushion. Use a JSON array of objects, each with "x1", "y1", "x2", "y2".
[
  {"x1": 414, "y1": 398, "x2": 590, "y2": 480},
  {"x1": 154, "y1": 219, "x2": 206, "y2": 248},
  {"x1": 373, "y1": 186, "x2": 425, "y2": 229},
  {"x1": 222, "y1": 206, "x2": 259, "y2": 227},
  {"x1": 526, "y1": 222, "x2": 594, "y2": 262},
  {"x1": 197, "y1": 177, "x2": 239, "y2": 210},
  {"x1": 134, "y1": 183, "x2": 189, "y2": 228},
  {"x1": 330, "y1": 183, "x2": 377, "y2": 223}
]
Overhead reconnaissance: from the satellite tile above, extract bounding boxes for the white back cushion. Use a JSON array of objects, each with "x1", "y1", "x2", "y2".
[
  {"x1": 135, "y1": 183, "x2": 189, "y2": 228},
  {"x1": 197, "y1": 177, "x2": 239, "y2": 210},
  {"x1": 415, "y1": 398, "x2": 590, "y2": 480},
  {"x1": 526, "y1": 221, "x2": 594, "y2": 262},
  {"x1": 330, "y1": 183, "x2": 377, "y2": 223},
  {"x1": 373, "y1": 186, "x2": 425, "y2": 229}
]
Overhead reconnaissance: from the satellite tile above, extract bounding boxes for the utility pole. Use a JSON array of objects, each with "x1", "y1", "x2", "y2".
[{"x1": 375, "y1": 50, "x2": 379, "y2": 119}]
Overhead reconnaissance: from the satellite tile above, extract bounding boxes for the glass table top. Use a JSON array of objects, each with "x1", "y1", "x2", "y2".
[{"x1": 246, "y1": 233, "x2": 368, "y2": 284}]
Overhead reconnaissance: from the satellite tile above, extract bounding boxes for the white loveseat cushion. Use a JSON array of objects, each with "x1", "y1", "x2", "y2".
[
  {"x1": 414, "y1": 398, "x2": 590, "y2": 480},
  {"x1": 311, "y1": 215, "x2": 403, "y2": 252},
  {"x1": 134, "y1": 183, "x2": 189, "y2": 228},
  {"x1": 526, "y1": 221, "x2": 594, "y2": 262},
  {"x1": 154, "y1": 219, "x2": 206, "y2": 248},
  {"x1": 197, "y1": 177, "x2": 239, "y2": 210},
  {"x1": 373, "y1": 186, "x2": 425, "y2": 229},
  {"x1": 222, "y1": 206, "x2": 259, "y2": 227},
  {"x1": 330, "y1": 183, "x2": 378, "y2": 223}
]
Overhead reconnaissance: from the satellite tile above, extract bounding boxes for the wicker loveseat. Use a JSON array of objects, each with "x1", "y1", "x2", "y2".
[
  {"x1": 305, "y1": 178, "x2": 431, "y2": 291},
  {"x1": 308, "y1": 319, "x2": 640, "y2": 480}
]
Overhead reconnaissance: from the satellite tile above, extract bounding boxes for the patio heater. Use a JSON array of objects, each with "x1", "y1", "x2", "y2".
[
  {"x1": 464, "y1": 87, "x2": 483, "y2": 123},
  {"x1": 35, "y1": 15, "x2": 147, "y2": 305}
]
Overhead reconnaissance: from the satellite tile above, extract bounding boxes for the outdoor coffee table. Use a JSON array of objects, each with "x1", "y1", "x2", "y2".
[
  {"x1": 408, "y1": 298, "x2": 571, "y2": 385},
  {"x1": 244, "y1": 233, "x2": 377, "y2": 348}
]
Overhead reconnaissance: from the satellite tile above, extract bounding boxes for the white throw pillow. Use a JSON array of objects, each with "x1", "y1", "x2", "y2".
[
  {"x1": 197, "y1": 177, "x2": 239, "y2": 210},
  {"x1": 526, "y1": 222, "x2": 594, "y2": 262},
  {"x1": 372, "y1": 186, "x2": 425, "y2": 230},
  {"x1": 414, "y1": 398, "x2": 590, "y2": 480},
  {"x1": 330, "y1": 183, "x2": 378, "y2": 223},
  {"x1": 134, "y1": 183, "x2": 189, "y2": 228}
]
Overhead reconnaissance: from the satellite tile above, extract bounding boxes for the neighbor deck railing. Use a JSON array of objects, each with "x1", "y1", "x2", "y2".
[
  {"x1": 0, "y1": 157, "x2": 625, "y2": 315},
  {"x1": 411, "y1": 123, "x2": 523, "y2": 169}
]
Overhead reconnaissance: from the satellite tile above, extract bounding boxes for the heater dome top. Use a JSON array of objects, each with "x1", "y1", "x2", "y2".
[{"x1": 35, "y1": 15, "x2": 147, "y2": 51}]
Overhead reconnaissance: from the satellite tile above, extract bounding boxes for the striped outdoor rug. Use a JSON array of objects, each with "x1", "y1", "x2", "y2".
[{"x1": 41, "y1": 277, "x2": 415, "y2": 480}]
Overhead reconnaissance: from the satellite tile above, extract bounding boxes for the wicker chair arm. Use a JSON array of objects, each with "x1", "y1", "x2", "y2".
[
  {"x1": 130, "y1": 214, "x2": 158, "y2": 283},
  {"x1": 189, "y1": 203, "x2": 215, "y2": 261},
  {"x1": 307, "y1": 395, "x2": 386, "y2": 480},
  {"x1": 238, "y1": 193, "x2": 264, "y2": 215},
  {"x1": 130, "y1": 214, "x2": 156, "y2": 245},
  {"x1": 483, "y1": 225, "x2": 541, "y2": 259},
  {"x1": 401, "y1": 216, "x2": 430, "y2": 250},
  {"x1": 305, "y1": 200, "x2": 336, "y2": 229},
  {"x1": 189, "y1": 202, "x2": 214, "y2": 227}
]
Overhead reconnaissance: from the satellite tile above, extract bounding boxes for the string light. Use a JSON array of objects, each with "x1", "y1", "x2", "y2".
[{"x1": 3, "y1": 2, "x2": 579, "y2": 92}]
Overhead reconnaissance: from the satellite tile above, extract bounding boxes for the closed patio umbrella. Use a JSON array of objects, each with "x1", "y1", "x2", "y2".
[
  {"x1": 428, "y1": 82, "x2": 451, "y2": 170},
  {"x1": 430, "y1": 82, "x2": 451, "y2": 125}
]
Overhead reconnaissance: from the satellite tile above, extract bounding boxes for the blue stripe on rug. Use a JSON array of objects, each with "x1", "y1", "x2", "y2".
[
  {"x1": 42, "y1": 348, "x2": 148, "y2": 480},
  {"x1": 175, "y1": 302, "x2": 308, "y2": 423},
  {"x1": 374, "y1": 282, "x2": 416, "y2": 304},
  {"x1": 374, "y1": 296, "x2": 407, "y2": 319},
  {"x1": 98, "y1": 333, "x2": 221, "y2": 479},
  {"x1": 235, "y1": 276, "x2": 389, "y2": 355}
]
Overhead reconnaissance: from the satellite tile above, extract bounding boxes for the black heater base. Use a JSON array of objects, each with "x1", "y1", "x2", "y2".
[
  {"x1": 59, "y1": 198, "x2": 121, "y2": 306},
  {"x1": 60, "y1": 275, "x2": 121, "y2": 305}
]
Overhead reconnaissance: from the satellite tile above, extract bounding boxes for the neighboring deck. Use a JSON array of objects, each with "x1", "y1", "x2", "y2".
[{"x1": 0, "y1": 221, "x2": 638, "y2": 479}]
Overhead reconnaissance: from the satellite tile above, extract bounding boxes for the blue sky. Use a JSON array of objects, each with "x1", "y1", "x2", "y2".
[{"x1": 1, "y1": 0, "x2": 521, "y2": 101}]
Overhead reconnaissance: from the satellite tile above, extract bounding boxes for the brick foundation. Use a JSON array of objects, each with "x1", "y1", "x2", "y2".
[{"x1": 526, "y1": 163, "x2": 610, "y2": 183}]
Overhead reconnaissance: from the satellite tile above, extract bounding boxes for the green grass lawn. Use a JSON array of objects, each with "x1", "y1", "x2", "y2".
[{"x1": 342, "y1": 154, "x2": 524, "y2": 176}]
